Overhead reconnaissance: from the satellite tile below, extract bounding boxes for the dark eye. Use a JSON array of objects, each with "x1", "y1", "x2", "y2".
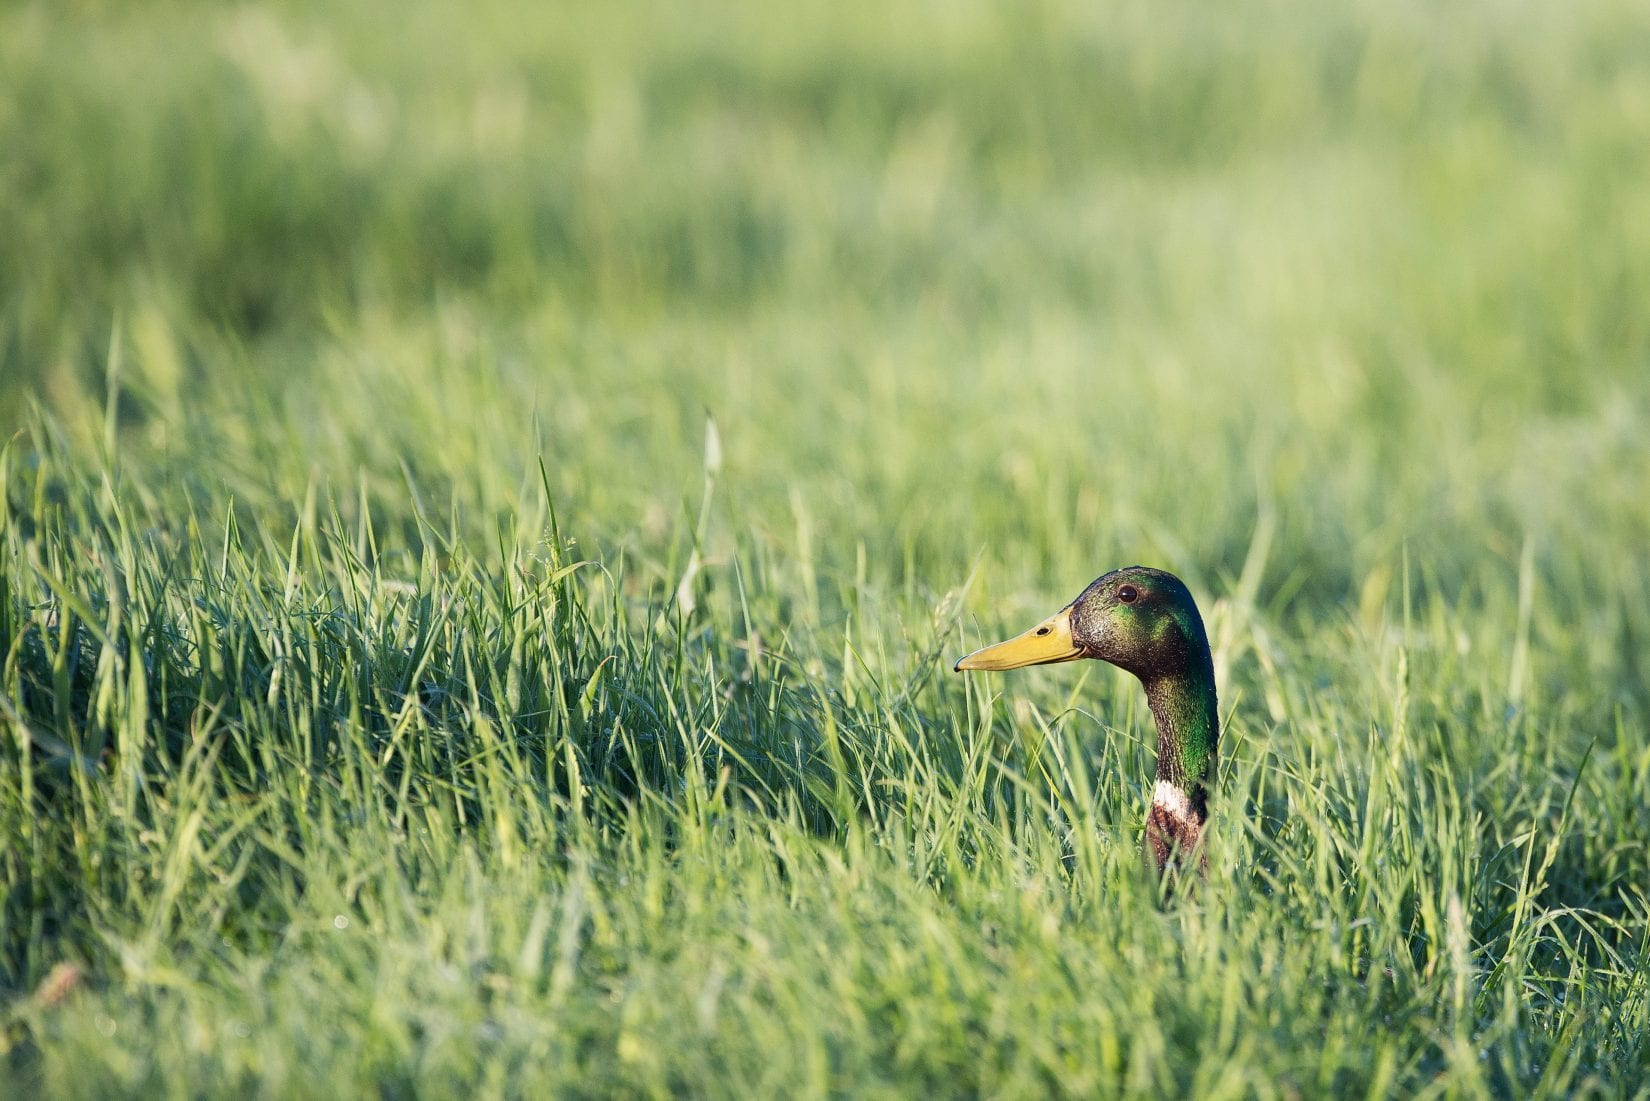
[{"x1": 1117, "y1": 584, "x2": 1138, "y2": 604}]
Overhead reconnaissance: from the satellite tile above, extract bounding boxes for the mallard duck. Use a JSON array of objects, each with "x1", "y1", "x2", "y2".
[{"x1": 955, "y1": 566, "x2": 1218, "y2": 878}]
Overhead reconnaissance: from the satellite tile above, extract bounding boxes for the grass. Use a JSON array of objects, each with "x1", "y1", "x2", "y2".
[{"x1": 3, "y1": 0, "x2": 1650, "y2": 1095}]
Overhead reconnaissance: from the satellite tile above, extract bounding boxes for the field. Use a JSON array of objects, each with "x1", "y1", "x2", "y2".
[{"x1": 4, "y1": 0, "x2": 1650, "y2": 1095}]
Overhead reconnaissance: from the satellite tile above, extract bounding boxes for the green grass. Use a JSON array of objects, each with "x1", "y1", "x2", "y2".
[{"x1": 4, "y1": 0, "x2": 1650, "y2": 1095}]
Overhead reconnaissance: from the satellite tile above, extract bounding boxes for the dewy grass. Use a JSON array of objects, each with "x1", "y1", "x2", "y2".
[{"x1": 4, "y1": 0, "x2": 1650, "y2": 1096}]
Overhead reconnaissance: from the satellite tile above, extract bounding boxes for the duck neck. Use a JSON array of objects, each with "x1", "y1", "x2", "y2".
[{"x1": 1141, "y1": 664, "x2": 1218, "y2": 870}]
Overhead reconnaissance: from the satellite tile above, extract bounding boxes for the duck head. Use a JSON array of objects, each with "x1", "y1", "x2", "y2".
[{"x1": 954, "y1": 566, "x2": 1211, "y2": 684}]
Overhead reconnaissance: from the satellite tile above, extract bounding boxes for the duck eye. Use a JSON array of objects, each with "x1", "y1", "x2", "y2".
[{"x1": 1117, "y1": 584, "x2": 1138, "y2": 604}]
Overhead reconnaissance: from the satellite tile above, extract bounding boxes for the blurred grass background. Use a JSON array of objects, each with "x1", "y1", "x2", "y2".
[{"x1": 3, "y1": 0, "x2": 1650, "y2": 1095}]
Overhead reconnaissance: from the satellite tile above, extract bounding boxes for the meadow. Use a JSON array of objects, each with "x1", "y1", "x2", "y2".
[{"x1": 3, "y1": 0, "x2": 1650, "y2": 1095}]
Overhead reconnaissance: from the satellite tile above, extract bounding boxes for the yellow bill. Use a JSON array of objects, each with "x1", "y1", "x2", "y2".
[{"x1": 954, "y1": 606, "x2": 1083, "y2": 671}]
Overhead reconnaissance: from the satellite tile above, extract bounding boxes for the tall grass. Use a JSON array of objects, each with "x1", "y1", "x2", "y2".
[{"x1": 4, "y1": 0, "x2": 1649, "y2": 1095}]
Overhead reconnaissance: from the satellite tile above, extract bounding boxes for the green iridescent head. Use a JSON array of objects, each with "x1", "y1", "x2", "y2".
[{"x1": 954, "y1": 566, "x2": 1212, "y2": 684}]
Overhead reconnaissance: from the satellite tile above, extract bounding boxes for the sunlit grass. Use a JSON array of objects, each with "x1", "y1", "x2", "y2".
[{"x1": 4, "y1": 0, "x2": 1650, "y2": 1095}]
